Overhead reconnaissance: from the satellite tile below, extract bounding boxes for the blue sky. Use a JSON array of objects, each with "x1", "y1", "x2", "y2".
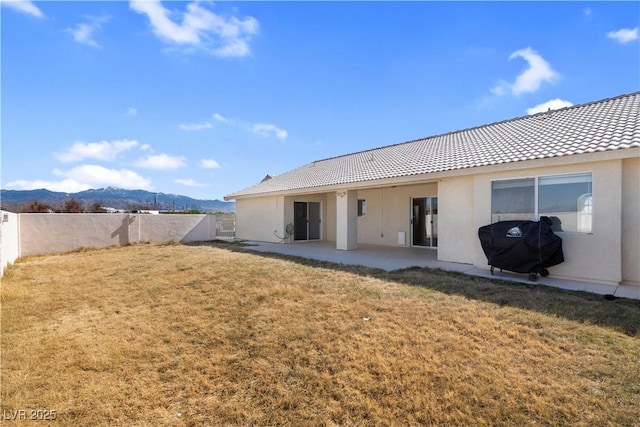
[{"x1": 1, "y1": 1, "x2": 638, "y2": 201}]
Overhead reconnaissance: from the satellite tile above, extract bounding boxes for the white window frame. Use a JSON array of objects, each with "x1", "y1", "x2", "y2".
[{"x1": 491, "y1": 171, "x2": 593, "y2": 234}]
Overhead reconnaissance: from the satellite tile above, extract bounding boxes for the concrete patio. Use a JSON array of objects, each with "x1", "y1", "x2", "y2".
[{"x1": 242, "y1": 240, "x2": 639, "y2": 300}]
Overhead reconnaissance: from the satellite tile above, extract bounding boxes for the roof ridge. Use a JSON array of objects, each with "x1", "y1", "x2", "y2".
[{"x1": 310, "y1": 91, "x2": 640, "y2": 165}]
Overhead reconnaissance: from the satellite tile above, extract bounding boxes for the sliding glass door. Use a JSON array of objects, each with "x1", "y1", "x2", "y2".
[
  {"x1": 293, "y1": 201, "x2": 321, "y2": 241},
  {"x1": 411, "y1": 197, "x2": 438, "y2": 248}
]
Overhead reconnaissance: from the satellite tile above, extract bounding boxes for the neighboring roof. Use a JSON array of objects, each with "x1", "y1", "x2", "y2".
[{"x1": 226, "y1": 92, "x2": 640, "y2": 199}]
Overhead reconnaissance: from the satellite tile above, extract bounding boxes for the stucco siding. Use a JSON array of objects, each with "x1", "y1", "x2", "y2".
[
  {"x1": 438, "y1": 176, "x2": 476, "y2": 264},
  {"x1": 325, "y1": 194, "x2": 337, "y2": 242},
  {"x1": 470, "y1": 160, "x2": 623, "y2": 285},
  {"x1": 622, "y1": 157, "x2": 640, "y2": 285},
  {"x1": 284, "y1": 194, "x2": 328, "y2": 241},
  {"x1": 235, "y1": 196, "x2": 285, "y2": 243},
  {"x1": 356, "y1": 184, "x2": 437, "y2": 246}
]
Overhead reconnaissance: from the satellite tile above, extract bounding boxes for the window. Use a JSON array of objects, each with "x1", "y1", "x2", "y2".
[
  {"x1": 491, "y1": 172, "x2": 592, "y2": 233},
  {"x1": 357, "y1": 199, "x2": 366, "y2": 217},
  {"x1": 539, "y1": 173, "x2": 592, "y2": 233},
  {"x1": 491, "y1": 178, "x2": 535, "y2": 223}
]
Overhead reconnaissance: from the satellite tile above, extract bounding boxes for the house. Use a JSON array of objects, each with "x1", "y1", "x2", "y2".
[{"x1": 225, "y1": 92, "x2": 640, "y2": 296}]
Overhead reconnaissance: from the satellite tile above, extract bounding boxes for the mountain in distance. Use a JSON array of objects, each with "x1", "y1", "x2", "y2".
[{"x1": 0, "y1": 187, "x2": 235, "y2": 213}]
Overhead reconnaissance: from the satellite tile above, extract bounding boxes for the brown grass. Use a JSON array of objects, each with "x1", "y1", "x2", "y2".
[{"x1": 1, "y1": 243, "x2": 639, "y2": 426}]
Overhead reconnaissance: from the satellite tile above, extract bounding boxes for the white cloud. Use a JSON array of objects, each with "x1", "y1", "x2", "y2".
[
  {"x1": 140, "y1": 144, "x2": 151, "y2": 151},
  {"x1": 214, "y1": 38, "x2": 251, "y2": 57},
  {"x1": 213, "y1": 113, "x2": 231, "y2": 124},
  {"x1": 53, "y1": 165, "x2": 152, "y2": 189},
  {"x1": 55, "y1": 139, "x2": 139, "y2": 162},
  {"x1": 126, "y1": 107, "x2": 138, "y2": 116},
  {"x1": 135, "y1": 153, "x2": 186, "y2": 169},
  {"x1": 6, "y1": 178, "x2": 91, "y2": 193},
  {"x1": 130, "y1": 0, "x2": 199, "y2": 44},
  {"x1": 526, "y1": 98, "x2": 574, "y2": 115},
  {"x1": 209, "y1": 113, "x2": 287, "y2": 140},
  {"x1": 252, "y1": 123, "x2": 288, "y2": 140},
  {"x1": 489, "y1": 84, "x2": 507, "y2": 97},
  {"x1": 491, "y1": 47, "x2": 559, "y2": 96},
  {"x1": 6, "y1": 165, "x2": 153, "y2": 192},
  {"x1": 179, "y1": 121, "x2": 213, "y2": 131},
  {"x1": 201, "y1": 158, "x2": 220, "y2": 169},
  {"x1": 66, "y1": 15, "x2": 110, "y2": 48},
  {"x1": 606, "y1": 27, "x2": 639, "y2": 44},
  {"x1": 174, "y1": 178, "x2": 207, "y2": 187},
  {"x1": 1, "y1": 0, "x2": 43, "y2": 18},
  {"x1": 582, "y1": 8, "x2": 592, "y2": 19},
  {"x1": 129, "y1": 0, "x2": 259, "y2": 57}
]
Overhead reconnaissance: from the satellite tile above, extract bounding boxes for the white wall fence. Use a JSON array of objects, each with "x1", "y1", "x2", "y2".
[
  {"x1": 0, "y1": 212, "x2": 234, "y2": 276},
  {"x1": 1, "y1": 211, "x2": 20, "y2": 276}
]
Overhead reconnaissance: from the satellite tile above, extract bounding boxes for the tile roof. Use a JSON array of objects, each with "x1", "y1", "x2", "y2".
[{"x1": 226, "y1": 92, "x2": 640, "y2": 199}]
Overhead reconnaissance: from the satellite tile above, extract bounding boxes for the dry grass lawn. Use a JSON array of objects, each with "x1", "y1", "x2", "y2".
[{"x1": 1, "y1": 242, "x2": 639, "y2": 426}]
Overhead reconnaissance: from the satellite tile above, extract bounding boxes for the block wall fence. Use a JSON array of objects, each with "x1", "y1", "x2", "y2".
[{"x1": 0, "y1": 212, "x2": 223, "y2": 276}]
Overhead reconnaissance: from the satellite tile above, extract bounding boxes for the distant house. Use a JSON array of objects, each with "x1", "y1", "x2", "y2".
[{"x1": 225, "y1": 92, "x2": 640, "y2": 295}]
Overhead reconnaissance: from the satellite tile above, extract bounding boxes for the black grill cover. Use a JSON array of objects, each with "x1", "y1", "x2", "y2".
[{"x1": 478, "y1": 217, "x2": 564, "y2": 274}]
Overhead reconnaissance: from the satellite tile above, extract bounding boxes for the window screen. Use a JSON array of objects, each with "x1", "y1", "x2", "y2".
[
  {"x1": 491, "y1": 178, "x2": 535, "y2": 223},
  {"x1": 539, "y1": 173, "x2": 592, "y2": 232}
]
